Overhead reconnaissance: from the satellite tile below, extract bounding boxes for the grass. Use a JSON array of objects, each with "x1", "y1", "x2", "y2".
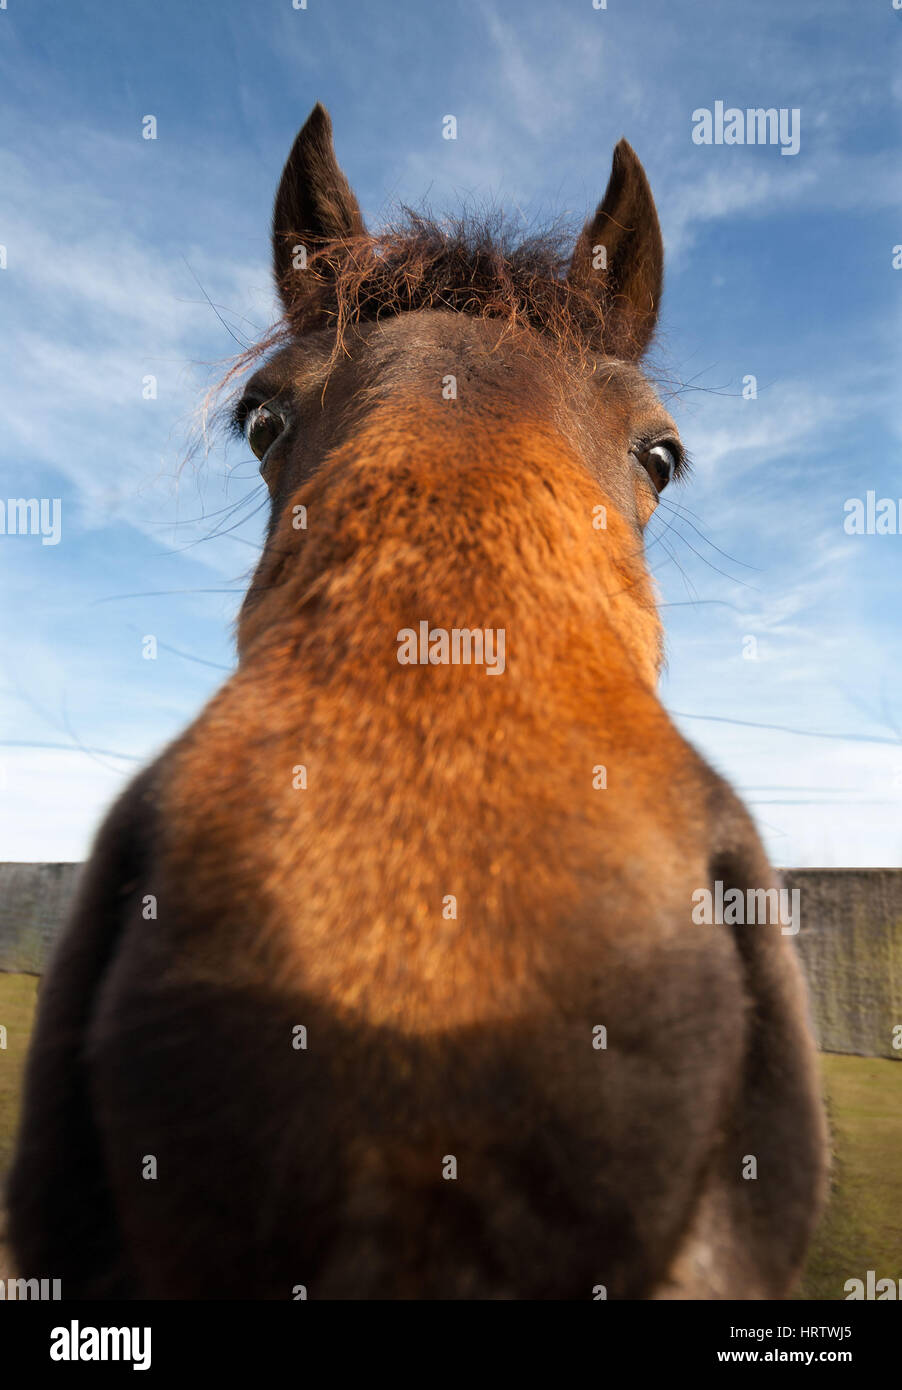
[
  {"x1": 796, "y1": 1054, "x2": 902, "y2": 1299},
  {"x1": 0, "y1": 973, "x2": 39, "y2": 1279},
  {"x1": 0, "y1": 973, "x2": 899, "y2": 1297},
  {"x1": 0, "y1": 973, "x2": 38, "y2": 1183}
]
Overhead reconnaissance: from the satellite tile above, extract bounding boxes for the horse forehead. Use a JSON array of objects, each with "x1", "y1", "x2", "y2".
[
  {"x1": 368, "y1": 309, "x2": 522, "y2": 362},
  {"x1": 361, "y1": 312, "x2": 655, "y2": 410},
  {"x1": 591, "y1": 359, "x2": 666, "y2": 409}
]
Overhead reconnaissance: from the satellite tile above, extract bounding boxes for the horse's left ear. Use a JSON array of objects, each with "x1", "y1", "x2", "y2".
[
  {"x1": 568, "y1": 140, "x2": 663, "y2": 360},
  {"x1": 272, "y1": 103, "x2": 366, "y2": 313}
]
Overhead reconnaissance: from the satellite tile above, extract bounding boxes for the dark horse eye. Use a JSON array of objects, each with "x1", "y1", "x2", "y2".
[
  {"x1": 634, "y1": 442, "x2": 677, "y2": 492},
  {"x1": 245, "y1": 405, "x2": 285, "y2": 462}
]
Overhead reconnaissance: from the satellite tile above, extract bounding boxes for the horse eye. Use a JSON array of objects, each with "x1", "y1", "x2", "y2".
[
  {"x1": 245, "y1": 405, "x2": 285, "y2": 462},
  {"x1": 634, "y1": 442, "x2": 677, "y2": 492}
]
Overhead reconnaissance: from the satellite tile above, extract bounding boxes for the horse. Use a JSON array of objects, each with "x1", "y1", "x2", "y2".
[{"x1": 7, "y1": 104, "x2": 827, "y2": 1299}]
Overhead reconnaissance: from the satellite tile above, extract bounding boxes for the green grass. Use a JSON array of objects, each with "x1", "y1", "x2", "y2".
[
  {"x1": 0, "y1": 972, "x2": 39, "y2": 1278},
  {"x1": 0, "y1": 973, "x2": 39, "y2": 1182},
  {"x1": 0, "y1": 974, "x2": 899, "y2": 1297},
  {"x1": 796, "y1": 1054, "x2": 902, "y2": 1299}
]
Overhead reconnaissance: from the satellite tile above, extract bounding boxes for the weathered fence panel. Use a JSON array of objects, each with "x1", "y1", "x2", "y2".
[
  {"x1": 1, "y1": 863, "x2": 900, "y2": 1059},
  {"x1": 0, "y1": 863, "x2": 82, "y2": 974},
  {"x1": 787, "y1": 869, "x2": 902, "y2": 1063}
]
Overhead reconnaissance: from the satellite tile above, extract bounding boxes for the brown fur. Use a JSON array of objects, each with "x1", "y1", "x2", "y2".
[{"x1": 6, "y1": 104, "x2": 827, "y2": 1299}]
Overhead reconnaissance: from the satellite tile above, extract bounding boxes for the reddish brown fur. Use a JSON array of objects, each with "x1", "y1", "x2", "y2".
[{"x1": 6, "y1": 105, "x2": 827, "y2": 1300}]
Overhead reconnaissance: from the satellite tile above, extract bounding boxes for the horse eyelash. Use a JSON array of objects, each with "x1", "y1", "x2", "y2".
[
  {"x1": 228, "y1": 398, "x2": 254, "y2": 439},
  {"x1": 672, "y1": 446, "x2": 692, "y2": 481}
]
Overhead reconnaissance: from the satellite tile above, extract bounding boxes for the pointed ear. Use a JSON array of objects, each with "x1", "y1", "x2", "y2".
[
  {"x1": 272, "y1": 103, "x2": 366, "y2": 313},
  {"x1": 568, "y1": 140, "x2": 663, "y2": 360}
]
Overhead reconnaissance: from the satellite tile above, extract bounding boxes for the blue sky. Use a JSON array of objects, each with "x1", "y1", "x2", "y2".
[{"x1": 1, "y1": 0, "x2": 900, "y2": 864}]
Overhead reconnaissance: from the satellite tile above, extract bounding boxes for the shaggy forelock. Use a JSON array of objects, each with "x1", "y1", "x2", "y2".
[{"x1": 276, "y1": 210, "x2": 615, "y2": 357}]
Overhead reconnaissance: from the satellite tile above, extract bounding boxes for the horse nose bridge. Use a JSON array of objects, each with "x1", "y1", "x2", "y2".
[
  {"x1": 370, "y1": 325, "x2": 564, "y2": 426},
  {"x1": 322, "y1": 394, "x2": 586, "y2": 518}
]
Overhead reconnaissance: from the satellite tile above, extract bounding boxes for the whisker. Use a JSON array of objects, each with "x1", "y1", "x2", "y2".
[
  {"x1": 181, "y1": 257, "x2": 251, "y2": 350},
  {"x1": 657, "y1": 498, "x2": 761, "y2": 570},
  {"x1": 654, "y1": 510, "x2": 760, "y2": 591},
  {"x1": 92, "y1": 588, "x2": 248, "y2": 605}
]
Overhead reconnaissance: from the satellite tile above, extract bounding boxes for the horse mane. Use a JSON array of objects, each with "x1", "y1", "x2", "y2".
[
  {"x1": 282, "y1": 210, "x2": 611, "y2": 353},
  {"x1": 211, "y1": 211, "x2": 619, "y2": 407}
]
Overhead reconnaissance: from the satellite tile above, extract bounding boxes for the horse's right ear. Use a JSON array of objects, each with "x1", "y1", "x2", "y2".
[
  {"x1": 568, "y1": 140, "x2": 663, "y2": 360},
  {"x1": 272, "y1": 103, "x2": 366, "y2": 312}
]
